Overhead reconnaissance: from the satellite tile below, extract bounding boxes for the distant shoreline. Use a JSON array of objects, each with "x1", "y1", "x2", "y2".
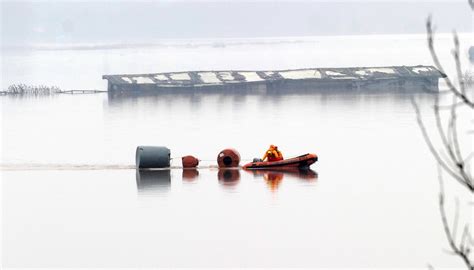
[{"x1": 2, "y1": 33, "x2": 472, "y2": 52}]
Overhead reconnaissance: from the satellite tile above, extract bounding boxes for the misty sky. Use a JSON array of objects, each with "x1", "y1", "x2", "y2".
[{"x1": 1, "y1": 1, "x2": 472, "y2": 45}]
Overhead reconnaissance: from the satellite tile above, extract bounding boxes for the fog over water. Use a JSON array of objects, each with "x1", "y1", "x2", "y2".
[
  {"x1": 1, "y1": 1, "x2": 472, "y2": 46},
  {"x1": 1, "y1": 1, "x2": 474, "y2": 268}
]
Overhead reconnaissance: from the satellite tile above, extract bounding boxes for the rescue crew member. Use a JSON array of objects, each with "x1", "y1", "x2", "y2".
[{"x1": 262, "y1": 145, "x2": 284, "y2": 162}]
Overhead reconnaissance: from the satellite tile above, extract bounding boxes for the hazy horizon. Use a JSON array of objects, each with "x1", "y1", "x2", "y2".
[{"x1": 1, "y1": 1, "x2": 472, "y2": 46}]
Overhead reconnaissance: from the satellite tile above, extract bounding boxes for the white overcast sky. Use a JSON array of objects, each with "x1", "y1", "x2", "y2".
[{"x1": 1, "y1": 0, "x2": 472, "y2": 45}]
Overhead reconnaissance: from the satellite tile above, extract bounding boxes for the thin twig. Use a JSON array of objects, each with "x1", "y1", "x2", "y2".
[
  {"x1": 412, "y1": 98, "x2": 473, "y2": 191},
  {"x1": 438, "y1": 170, "x2": 474, "y2": 269},
  {"x1": 426, "y1": 17, "x2": 474, "y2": 108}
]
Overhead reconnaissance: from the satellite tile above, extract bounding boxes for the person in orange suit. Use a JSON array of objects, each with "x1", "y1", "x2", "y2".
[{"x1": 262, "y1": 145, "x2": 284, "y2": 162}]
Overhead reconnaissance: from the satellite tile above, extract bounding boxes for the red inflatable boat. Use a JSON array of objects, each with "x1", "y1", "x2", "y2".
[{"x1": 243, "y1": 153, "x2": 318, "y2": 169}]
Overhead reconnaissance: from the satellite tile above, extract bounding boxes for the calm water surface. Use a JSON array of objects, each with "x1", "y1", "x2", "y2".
[{"x1": 1, "y1": 34, "x2": 473, "y2": 268}]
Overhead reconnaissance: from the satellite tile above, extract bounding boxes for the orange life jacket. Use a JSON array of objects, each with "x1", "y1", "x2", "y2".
[{"x1": 264, "y1": 149, "x2": 284, "y2": 162}]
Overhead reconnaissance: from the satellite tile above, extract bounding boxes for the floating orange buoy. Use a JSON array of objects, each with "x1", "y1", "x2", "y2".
[
  {"x1": 182, "y1": 155, "x2": 199, "y2": 168},
  {"x1": 217, "y1": 148, "x2": 240, "y2": 168}
]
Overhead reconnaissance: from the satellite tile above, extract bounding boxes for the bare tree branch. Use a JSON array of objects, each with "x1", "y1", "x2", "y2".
[
  {"x1": 438, "y1": 171, "x2": 474, "y2": 269},
  {"x1": 453, "y1": 33, "x2": 466, "y2": 96},
  {"x1": 426, "y1": 17, "x2": 474, "y2": 109},
  {"x1": 423, "y1": 16, "x2": 474, "y2": 192},
  {"x1": 412, "y1": 98, "x2": 474, "y2": 191},
  {"x1": 421, "y1": 9, "x2": 474, "y2": 269}
]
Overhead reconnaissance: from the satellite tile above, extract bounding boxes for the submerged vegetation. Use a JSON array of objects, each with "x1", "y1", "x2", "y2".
[
  {"x1": 3, "y1": 84, "x2": 61, "y2": 96},
  {"x1": 1, "y1": 84, "x2": 106, "y2": 96}
]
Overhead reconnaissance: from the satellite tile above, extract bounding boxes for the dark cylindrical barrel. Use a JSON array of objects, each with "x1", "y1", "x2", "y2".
[
  {"x1": 182, "y1": 155, "x2": 199, "y2": 168},
  {"x1": 136, "y1": 146, "x2": 170, "y2": 169},
  {"x1": 217, "y1": 148, "x2": 241, "y2": 168}
]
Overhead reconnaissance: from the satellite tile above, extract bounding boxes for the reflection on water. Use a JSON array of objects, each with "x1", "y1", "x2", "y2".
[
  {"x1": 136, "y1": 169, "x2": 171, "y2": 194},
  {"x1": 217, "y1": 169, "x2": 241, "y2": 187},
  {"x1": 135, "y1": 168, "x2": 318, "y2": 194},
  {"x1": 245, "y1": 168, "x2": 318, "y2": 191},
  {"x1": 182, "y1": 168, "x2": 199, "y2": 181},
  {"x1": 263, "y1": 172, "x2": 284, "y2": 191},
  {"x1": 3, "y1": 34, "x2": 470, "y2": 267},
  {"x1": 106, "y1": 87, "x2": 432, "y2": 108},
  {"x1": 3, "y1": 86, "x2": 457, "y2": 268}
]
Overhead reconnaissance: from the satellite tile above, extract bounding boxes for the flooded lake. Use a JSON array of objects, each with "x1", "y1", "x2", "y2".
[{"x1": 1, "y1": 34, "x2": 473, "y2": 267}]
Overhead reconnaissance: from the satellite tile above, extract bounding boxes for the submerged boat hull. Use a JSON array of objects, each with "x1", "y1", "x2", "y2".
[{"x1": 243, "y1": 153, "x2": 318, "y2": 169}]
